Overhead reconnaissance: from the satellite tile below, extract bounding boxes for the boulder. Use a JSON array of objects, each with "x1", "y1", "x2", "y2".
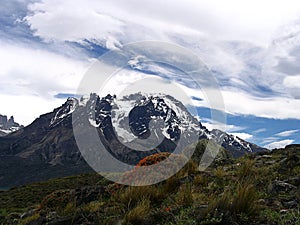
[{"x1": 268, "y1": 180, "x2": 297, "y2": 194}]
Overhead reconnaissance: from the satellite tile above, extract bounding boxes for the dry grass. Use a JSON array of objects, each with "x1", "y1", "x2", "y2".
[
  {"x1": 193, "y1": 174, "x2": 207, "y2": 186},
  {"x1": 122, "y1": 198, "x2": 150, "y2": 225},
  {"x1": 82, "y1": 201, "x2": 105, "y2": 213},
  {"x1": 20, "y1": 213, "x2": 40, "y2": 225},
  {"x1": 116, "y1": 186, "x2": 165, "y2": 209},
  {"x1": 237, "y1": 158, "x2": 256, "y2": 182},
  {"x1": 204, "y1": 182, "x2": 258, "y2": 221},
  {"x1": 61, "y1": 202, "x2": 76, "y2": 216},
  {"x1": 176, "y1": 184, "x2": 193, "y2": 207},
  {"x1": 214, "y1": 167, "x2": 226, "y2": 178},
  {"x1": 231, "y1": 183, "x2": 258, "y2": 216}
]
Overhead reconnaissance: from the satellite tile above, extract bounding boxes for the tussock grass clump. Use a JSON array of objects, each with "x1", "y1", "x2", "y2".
[
  {"x1": 176, "y1": 184, "x2": 193, "y2": 207},
  {"x1": 237, "y1": 158, "x2": 256, "y2": 182},
  {"x1": 61, "y1": 202, "x2": 77, "y2": 217},
  {"x1": 193, "y1": 174, "x2": 207, "y2": 186},
  {"x1": 163, "y1": 176, "x2": 181, "y2": 193},
  {"x1": 231, "y1": 184, "x2": 258, "y2": 216},
  {"x1": 116, "y1": 186, "x2": 165, "y2": 209},
  {"x1": 20, "y1": 213, "x2": 40, "y2": 225},
  {"x1": 39, "y1": 189, "x2": 72, "y2": 211},
  {"x1": 203, "y1": 183, "x2": 259, "y2": 223},
  {"x1": 180, "y1": 159, "x2": 199, "y2": 176},
  {"x1": 206, "y1": 190, "x2": 231, "y2": 213},
  {"x1": 214, "y1": 167, "x2": 226, "y2": 178},
  {"x1": 82, "y1": 201, "x2": 105, "y2": 213},
  {"x1": 122, "y1": 198, "x2": 151, "y2": 225}
]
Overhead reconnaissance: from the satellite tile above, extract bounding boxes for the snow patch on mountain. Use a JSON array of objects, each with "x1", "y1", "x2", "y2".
[
  {"x1": 47, "y1": 93, "x2": 266, "y2": 156},
  {"x1": 50, "y1": 97, "x2": 78, "y2": 127}
]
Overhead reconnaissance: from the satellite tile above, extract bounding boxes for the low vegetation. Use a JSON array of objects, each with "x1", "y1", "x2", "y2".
[{"x1": 1, "y1": 141, "x2": 299, "y2": 225}]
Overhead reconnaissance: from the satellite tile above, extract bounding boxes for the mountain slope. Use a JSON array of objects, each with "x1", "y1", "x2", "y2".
[
  {"x1": 1, "y1": 144, "x2": 299, "y2": 225},
  {"x1": 0, "y1": 93, "x2": 266, "y2": 187}
]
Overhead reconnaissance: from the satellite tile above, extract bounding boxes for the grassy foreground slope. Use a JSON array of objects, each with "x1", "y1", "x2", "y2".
[{"x1": 1, "y1": 141, "x2": 299, "y2": 225}]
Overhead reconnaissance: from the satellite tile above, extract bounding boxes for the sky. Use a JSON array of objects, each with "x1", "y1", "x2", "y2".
[{"x1": 0, "y1": 0, "x2": 300, "y2": 149}]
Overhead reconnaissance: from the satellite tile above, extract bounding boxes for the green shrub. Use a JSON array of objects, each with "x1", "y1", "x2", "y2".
[
  {"x1": 260, "y1": 208, "x2": 300, "y2": 225},
  {"x1": 165, "y1": 208, "x2": 197, "y2": 225}
]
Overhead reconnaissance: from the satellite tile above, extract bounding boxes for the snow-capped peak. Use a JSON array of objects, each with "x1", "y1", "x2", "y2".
[{"x1": 50, "y1": 97, "x2": 78, "y2": 127}]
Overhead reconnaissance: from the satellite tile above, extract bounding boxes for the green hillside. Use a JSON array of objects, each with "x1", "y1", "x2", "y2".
[{"x1": 1, "y1": 142, "x2": 299, "y2": 225}]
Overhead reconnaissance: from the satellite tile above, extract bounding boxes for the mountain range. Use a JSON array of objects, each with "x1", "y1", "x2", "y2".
[
  {"x1": 0, "y1": 93, "x2": 266, "y2": 187},
  {"x1": 0, "y1": 114, "x2": 23, "y2": 136}
]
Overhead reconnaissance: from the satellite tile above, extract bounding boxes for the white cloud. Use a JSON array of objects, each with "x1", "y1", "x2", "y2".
[
  {"x1": 84, "y1": 58, "x2": 300, "y2": 121},
  {"x1": 262, "y1": 20, "x2": 300, "y2": 97},
  {"x1": 25, "y1": 0, "x2": 300, "y2": 46},
  {"x1": 0, "y1": 94, "x2": 64, "y2": 125},
  {"x1": 284, "y1": 75, "x2": 300, "y2": 88},
  {"x1": 253, "y1": 128, "x2": 267, "y2": 134},
  {"x1": 192, "y1": 118, "x2": 254, "y2": 141},
  {"x1": 201, "y1": 118, "x2": 245, "y2": 132},
  {"x1": 283, "y1": 75, "x2": 300, "y2": 99},
  {"x1": 0, "y1": 41, "x2": 90, "y2": 125},
  {"x1": 26, "y1": 0, "x2": 124, "y2": 49},
  {"x1": 261, "y1": 137, "x2": 280, "y2": 144},
  {"x1": 23, "y1": 0, "x2": 300, "y2": 116},
  {"x1": 275, "y1": 129, "x2": 299, "y2": 137},
  {"x1": 0, "y1": 42, "x2": 88, "y2": 96},
  {"x1": 264, "y1": 139, "x2": 294, "y2": 149},
  {"x1": 2, "y1": 0, "x2": 300, "y2": 127},
  {"x1": 193, "y1": 88, "x2": 300, "y2": 120},
  {"x1": 221, "y1": 90, "x2": 300, "y2": 120},
  {"x1": 230, "y1": 132, "x2": 253, "y2": 141}
]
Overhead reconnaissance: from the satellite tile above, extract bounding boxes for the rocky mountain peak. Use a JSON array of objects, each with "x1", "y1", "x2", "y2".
[
  {"x1": 0, "y1": 114, "x2": 23, "y2": 136},
  {"x1": 0, "y1": 93, "x2": 267, "y2": 186}
]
